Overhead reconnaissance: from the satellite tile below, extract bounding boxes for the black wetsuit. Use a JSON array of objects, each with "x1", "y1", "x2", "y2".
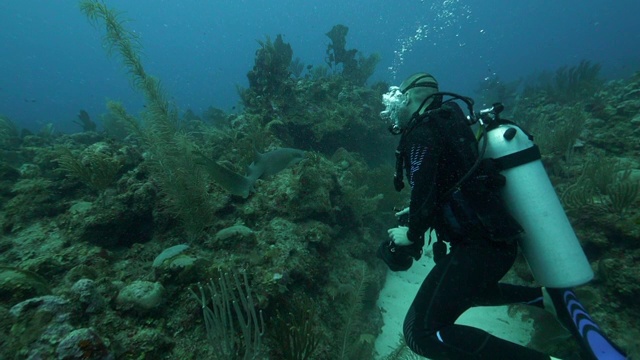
[{"x1": 399, "y1": 102, "x2": 552, "y2": 359}]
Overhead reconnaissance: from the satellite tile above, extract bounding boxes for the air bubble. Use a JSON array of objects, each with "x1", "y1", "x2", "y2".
[{"x1": 388, "y1": 0, "x2": 472, "y2": 79}]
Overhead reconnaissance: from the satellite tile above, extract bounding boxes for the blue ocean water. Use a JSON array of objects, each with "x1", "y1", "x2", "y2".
[{"x1": 1, "y1": 0, "x2": 638, "y2": 133}]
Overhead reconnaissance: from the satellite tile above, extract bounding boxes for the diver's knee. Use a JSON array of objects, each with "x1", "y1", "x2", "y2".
[{"x1": 403, "y1": 327, "x2": 443, "y2": 358}]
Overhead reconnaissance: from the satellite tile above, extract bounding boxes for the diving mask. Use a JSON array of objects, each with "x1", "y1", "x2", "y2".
[{"x1": 380, "y1": 86, "x2": 408, "y2": 134}]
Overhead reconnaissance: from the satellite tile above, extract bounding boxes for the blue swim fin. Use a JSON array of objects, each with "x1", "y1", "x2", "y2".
[{"x1": 545, "y1": 288, "x2": 628, "y2": 360}]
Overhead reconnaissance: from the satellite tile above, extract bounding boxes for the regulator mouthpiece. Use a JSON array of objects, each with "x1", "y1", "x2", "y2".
[{"x1": 380, "y1": 86, "x2": 408, "y2": 133}]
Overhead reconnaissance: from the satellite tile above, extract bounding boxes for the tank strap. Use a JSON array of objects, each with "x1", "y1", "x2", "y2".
[{"x1": 494, "y1": 144, "x2": 541, "y2": 171}]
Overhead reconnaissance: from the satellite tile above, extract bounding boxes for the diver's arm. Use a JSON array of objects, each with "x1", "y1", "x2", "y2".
[{"x1": 406, "y1": 125, "x2": 442, "y2": 245}]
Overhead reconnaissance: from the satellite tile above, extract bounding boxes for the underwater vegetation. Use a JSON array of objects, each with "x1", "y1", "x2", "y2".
[
  {"x1": 247, "y1": 34, "x2": 294, "y2": 100},
  {"x1": 0, "y1": 115, "x2": 21, "y2": 153},
  {"x1": 475, "y1": 59, "x2": 605, "y2": 116},
  {"x1": 325, "y1": 24, "x2": 381, "y2": 86},
  {"x1": 81, "y1": 0, "x2": 224, "y2": 240},
  {"x1": 0, "y1": 1, "x2": 638, "y2": 359},
  {"x1": 0, "y1": 1, "x2": 396, "y2": 359},
  {"x1": 75, "y1": 110, "x2": 97, "y2": 132},
  {"x1": 189, "y1": 268, "x2": 264, "y2": 359},
  {"x1": 54, "y1": 145, "x2": 124, "y2": 194},
  {"x1": 520, "y1": 59, "x2": 605, "y2": 105}
]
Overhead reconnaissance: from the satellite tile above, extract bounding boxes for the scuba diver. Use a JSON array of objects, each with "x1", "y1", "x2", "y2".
[{"x1": 376, "y1": 73, "x2": 628, "y2": 360}]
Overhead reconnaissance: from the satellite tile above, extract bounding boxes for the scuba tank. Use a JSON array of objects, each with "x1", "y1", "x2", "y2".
[{"x1": 478, "y1": 104, "x2": 593, "y2": 288}]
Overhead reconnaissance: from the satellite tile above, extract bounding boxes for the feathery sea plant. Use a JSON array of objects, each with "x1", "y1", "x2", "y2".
[
  {"x1": 561, "y1": 177, "x2": 595, "y2": 213},
  {"x1": 561, "y1": 158, "x2": 638, "y2": 217},
  {"x1": 552, "y1": 60, "x2": 602, "y2": 103},
  {"x1": 605, "y1": 173, "x2": 639, "y2": 216},
  {"x1": 79, "y1": 0, "x2": 177, "y2": 141},
  {"x1": 582, "y1": 157, "x2": 621, "y2": 196},
  {"x1": 54, "y1": 146, "x2": 123, "y2": 193},
  {"x1": 271, "y1": 296, "x2": 320, "y2": 360},
  {"x1": 189, "y1": 268, "x2": 265, "y2": 360},
  {"x1": 106, "y1": 100, "x2": 143, "y2": 139},
  {"x1": 153, "y1": 134, "x2": 219, "y2": 237},
  {"x1": 381, "y1": 334, "x2": 422, "y2": 360},
  {"x1": 522, "y1": 60, "x2": 603, "y2": 104},
  {"x1": 100, "y1": 104, "x2": 132, "y2": 140},
  {"x1": 335, "y1": 263, "x2": 375, "y2": 360},
  {"x1": 533, "y1": 107, "x2": 585, "y2": 164},
  {"x1": 80, "y1": 0, "x2": 220, "y2": 239}
]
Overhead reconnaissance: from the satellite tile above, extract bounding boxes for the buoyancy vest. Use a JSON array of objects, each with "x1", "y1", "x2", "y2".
[{"x1": 397, "y1": 101, "x2": 524, "y2": 245}]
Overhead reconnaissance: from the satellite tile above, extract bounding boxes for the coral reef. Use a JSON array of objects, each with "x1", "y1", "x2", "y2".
[
  {"x1": 0, "y1": 3, "x2": 391, "y2": 359},
  {"x1": 0, "y1": 2, "x2": 637, "y2": 359},
  {"x1": 238, "y1": 26, "x2": 393, "y2": 167}
]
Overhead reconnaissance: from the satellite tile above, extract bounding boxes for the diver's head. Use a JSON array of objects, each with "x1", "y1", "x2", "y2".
[{"x1": 380, "y1": 73, "x2": 440, "y2": 134}]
